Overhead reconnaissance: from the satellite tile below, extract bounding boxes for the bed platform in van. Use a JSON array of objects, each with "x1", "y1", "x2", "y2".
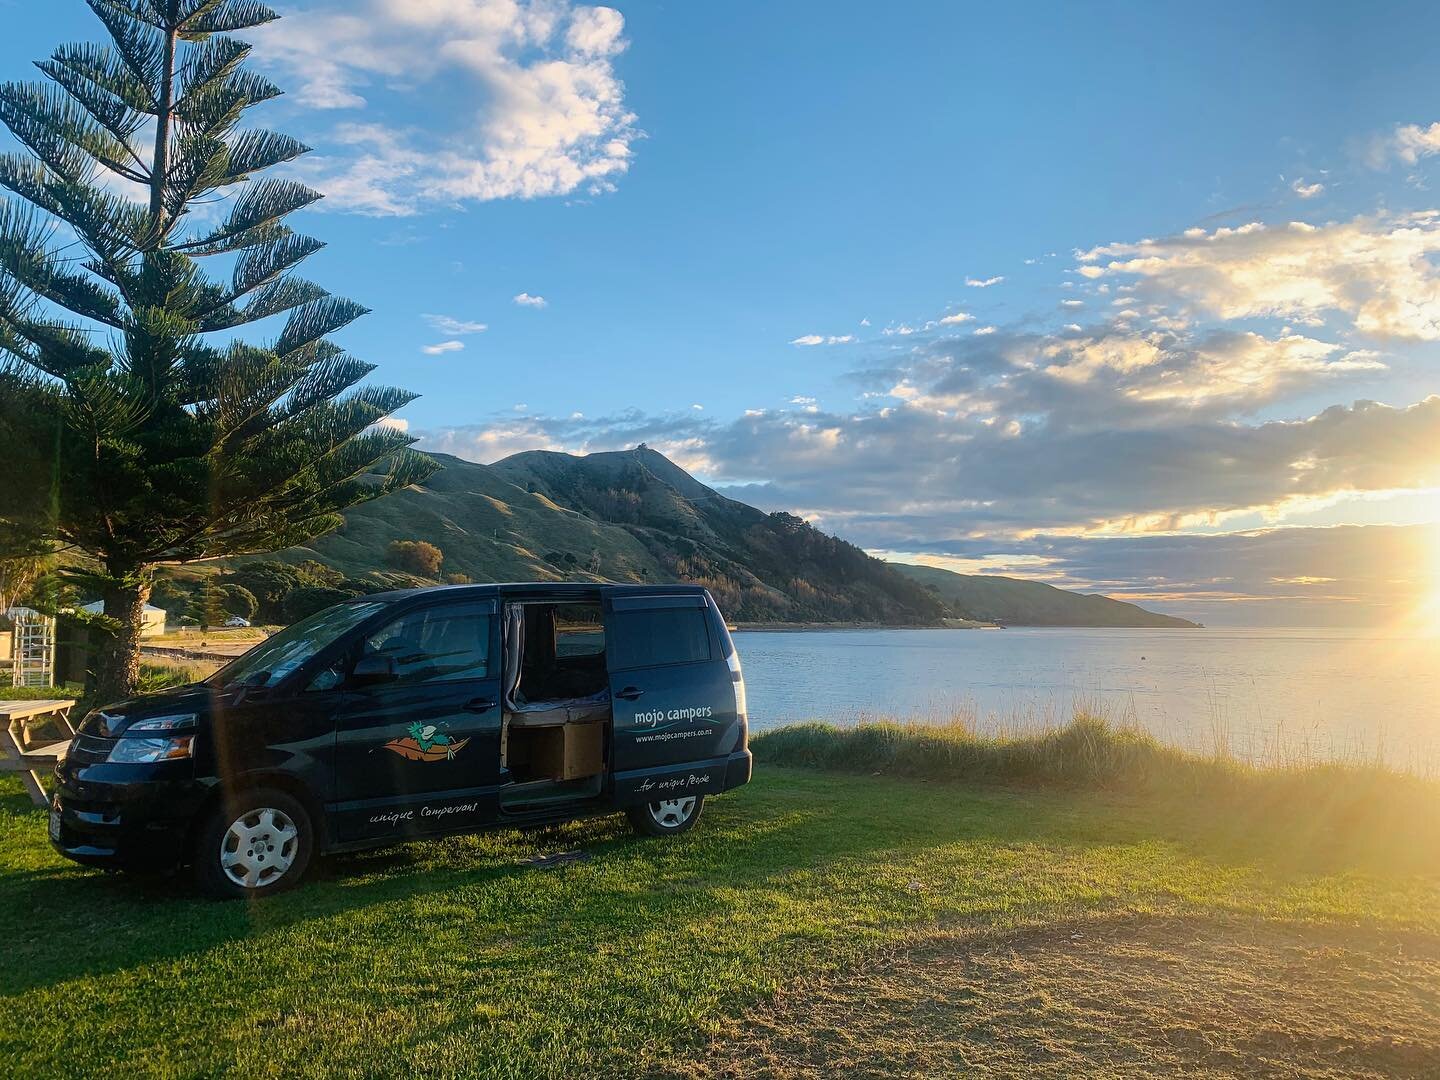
[{"x1": 501, "y1": 598, "x2": 612, "y2": 786}]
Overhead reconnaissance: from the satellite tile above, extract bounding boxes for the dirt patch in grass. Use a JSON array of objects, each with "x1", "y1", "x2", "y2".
[{"x1": 669, "y1": 916, "x2": 1440, "y2": 1079}]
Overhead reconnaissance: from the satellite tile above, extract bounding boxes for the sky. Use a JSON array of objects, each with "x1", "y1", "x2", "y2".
[{"x1": 2, "y1": 0, "x2": 1439, "y2": 626}]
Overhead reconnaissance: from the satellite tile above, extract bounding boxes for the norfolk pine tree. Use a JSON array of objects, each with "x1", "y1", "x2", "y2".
[{"x1": 0, "y1": 0, "x2": 436, "y2": 699}]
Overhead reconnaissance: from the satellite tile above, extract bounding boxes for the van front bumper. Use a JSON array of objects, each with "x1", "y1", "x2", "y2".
[{"x1": 50, "y1": 757, "x2": 209, "y2": 872}]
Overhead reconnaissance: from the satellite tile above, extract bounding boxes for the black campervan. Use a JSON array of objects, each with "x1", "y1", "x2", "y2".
[{"x1": 49, "y1": 584, "x2": 751, "y2": 898}]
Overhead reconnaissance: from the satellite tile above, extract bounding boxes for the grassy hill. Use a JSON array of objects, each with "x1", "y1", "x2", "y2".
[
  {"x1": 277, "y1": 447, "x2": 947, "y2": 624},
  {"x1": 264, "y1": 446, "x2": 1191, "y2": 627},
  {"x1": 490, "y1": 446, "x2": 948, "y2": 623},
  {"x1": 279, "y1": 451, "x2": 664, "y2": 585},
  {"x1": 894, "y1": 563, "x2": 1198, "y2": 628}
]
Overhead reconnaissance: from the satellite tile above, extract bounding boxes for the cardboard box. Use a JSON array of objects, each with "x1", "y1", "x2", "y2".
[{"x1": 531, "y1": 722, "x2": 605, "y2": 781}]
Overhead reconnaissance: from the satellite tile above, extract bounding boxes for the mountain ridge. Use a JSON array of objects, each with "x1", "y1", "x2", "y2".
[
  {"x1": 893, "y1": 563, "x2": 1198, "y2": 628},
  {"x1": 271, "y1": 447, "x2": 1194, "y2": 628}
]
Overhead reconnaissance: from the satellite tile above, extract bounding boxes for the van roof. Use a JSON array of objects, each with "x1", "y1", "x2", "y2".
[{"x1": 359, "y1": 582, "x2": 709, "y2": 604}]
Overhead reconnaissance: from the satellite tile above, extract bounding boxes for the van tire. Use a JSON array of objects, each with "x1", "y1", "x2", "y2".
[
  {"x1": 627, "y1": 795, "x2": 705, "y2": 837},
  {"x1": 193, "y1": 788, "x2": 314, "y2": 899}
]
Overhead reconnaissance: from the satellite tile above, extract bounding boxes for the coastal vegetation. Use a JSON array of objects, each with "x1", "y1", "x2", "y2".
[{"x1": 752, "y1": 710, "x2": 1436, "y2": 790}]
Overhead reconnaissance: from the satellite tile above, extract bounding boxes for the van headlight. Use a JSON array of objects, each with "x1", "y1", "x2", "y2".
[
  {"x1": 107, "y1": 736, "x2": 195, "y2": 763},
  {"x1": 126, "y1": 713, "x2": 197, "y2": 733}
]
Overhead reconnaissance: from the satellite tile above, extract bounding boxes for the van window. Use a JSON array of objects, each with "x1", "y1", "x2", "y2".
[
  {"x1": 610, "y1": 607, "x2": 712, "y2": 669},
  {"x1": 209, "y1": 600, "x2": 386, "y2": 690},
  {"x1": 359, "y1": 602, "x2": 493, "y2": 685},
  {"x1": 513, "y1": 600, "x2": 609, "y2": 705},
  {"x1": 555, "y1": 603, "x2": 605, "y2": 658}
]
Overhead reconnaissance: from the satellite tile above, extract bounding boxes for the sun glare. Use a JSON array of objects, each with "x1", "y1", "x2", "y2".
[{"x1": 1419, "y1": 517, "x2": 1440, "y2": 636}]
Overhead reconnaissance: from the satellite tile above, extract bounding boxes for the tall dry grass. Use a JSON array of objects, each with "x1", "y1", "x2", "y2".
[
  {"x1": 751, "y1": 711, "x2": 1440, "y2": 859},
  {"x1": 137, "y1": 657, "x2": 220, "y2": 691},
  {"x1": 752, "y1": 712, "x2": 1233, "y2": 789}
]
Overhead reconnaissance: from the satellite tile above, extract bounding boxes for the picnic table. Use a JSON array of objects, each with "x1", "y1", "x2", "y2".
[{"x1": 0, "y1": 698, "x2": 77, "y2": 807}]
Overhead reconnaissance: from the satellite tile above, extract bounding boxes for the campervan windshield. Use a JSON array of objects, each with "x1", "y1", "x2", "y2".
[{"x1": 207, "y1": 601, "x2": 386, "y2": 689}]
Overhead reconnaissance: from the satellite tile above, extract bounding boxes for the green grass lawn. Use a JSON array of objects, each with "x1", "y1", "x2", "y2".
[{"x1": 1, "y1": 765, "x2": 1436, "y2": 1079}]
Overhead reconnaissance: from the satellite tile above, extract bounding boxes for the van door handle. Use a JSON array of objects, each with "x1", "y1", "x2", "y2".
[
  {"x1": 463, "y1": 697, "x2": 496, "y2": 712},
  {"x1": 615, "y1": 686, "x2": 644, "y2": 701}
]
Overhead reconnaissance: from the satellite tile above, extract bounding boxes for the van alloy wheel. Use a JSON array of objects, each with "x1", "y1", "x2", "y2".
[
  {"x1": 219, "y1": 807, "x2": 299, "y2": 889},
  {"x1": 648, "y1": 797, "x2": 697, "y2": 829},
  {"x1": 195, "y1": 788, "x2": 314, "y2": 899},
  {"x1": 627, "y1": 793, "x2": 705, "y2": 837}
]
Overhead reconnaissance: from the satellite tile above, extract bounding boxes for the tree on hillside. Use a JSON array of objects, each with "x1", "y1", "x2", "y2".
[
  {"x1": 220, "y1": 561, "x2": 308, "y2": 621},
  {"x1": 0, "y1": 1, "x2": 435, "y2": 699},
  {"x1": 281, "y1": 584, "x2": 356, "y2": 623},
  {"x1": 147, "y1": 576, "x2": 193, "y2": 619},
  {"x1": 387, "y1": 539, "x2": 443, "y2": 578},
  {"x1": 196, "y1": 578, "x2": 225, "y2": 631},
  {"x1": 220, "y1": 582, "x2": 256, "y2": 620}
]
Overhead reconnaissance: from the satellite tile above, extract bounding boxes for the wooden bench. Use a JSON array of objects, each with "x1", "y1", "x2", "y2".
[{"x1": 0, "y1": 699, "x2": 77, "y2": 807}]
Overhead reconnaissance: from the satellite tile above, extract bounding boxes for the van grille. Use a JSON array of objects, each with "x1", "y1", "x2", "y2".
[{"x1": 67, "y1": 734, "x2": 116, "y2": 764}]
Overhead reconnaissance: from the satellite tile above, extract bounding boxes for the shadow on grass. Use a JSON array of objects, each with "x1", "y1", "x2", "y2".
[
  {"x1": 1, "y1": 787, "x2": 40, "y2": 816},
  {"x1": 0, "y1": 775, "x2": 1073, "y2": 995},
  {"x1": 0, "y1": 768, "x2": 1427, "y2": 1001}
]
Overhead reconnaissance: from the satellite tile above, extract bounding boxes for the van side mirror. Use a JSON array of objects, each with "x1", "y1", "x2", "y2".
[{"x1": 350, "y1": 654, "x2": 398, "y2": 687}]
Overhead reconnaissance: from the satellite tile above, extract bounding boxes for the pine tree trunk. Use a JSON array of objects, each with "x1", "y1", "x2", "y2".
[{"x1": 91, "y1": 570, "x2": 153, "y2": 703}]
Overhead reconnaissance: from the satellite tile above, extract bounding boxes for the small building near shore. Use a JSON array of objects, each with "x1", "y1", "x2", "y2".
[{"x1": 79, "y1": 601, "x2": 168, "y2": 638}]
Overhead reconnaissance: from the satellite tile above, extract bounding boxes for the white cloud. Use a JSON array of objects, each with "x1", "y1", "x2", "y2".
[
  {"x1": 790, "y1": 333, "x2": 853, "y2": 346},
  {"x1": 965, "y1": 275, "x2": 1005, "y2": 288},
  {"x1": 691, "y1": 403, "x2": 704, "y2": 410},
  {"x1": 565, "y1": 5, "x2": 625, "y2": 55},
  {"x1": 424, "y1": 420, "x2": 563, "y2": 460},
  {"x1": 423, "y1": 313, "x2": 487, "y2": 334},
  {"x1": 1034, "y1": 328, "x2": 1385, "y2": 404},
  {"x1": 1291, "y1": 177, "x2": 1324, "y2": 199},
  {"x1": 422, "y1": 340, "x2": 465, "y2": 354},
  {"x1": 1389, "y1": 121, "x2": 1440, "y2": 165},
  {"x1": 790, "y1": 334, "x2": 824, "y2": 346},
  {"x1": 374, "y1": 416, "x2": 409, "y2": 432},
  {"x1": 1060, "y1": 299, "x2": 1084, "y2": 309},
  {"x1": 973, "y1": 325, "x2": 997, "y2": 335},
  {"x1": 1077, "y1": 213, "x2": 1440, "y2": 340},
  {"x1": 939, "y1": 312, "x2": 974, "y2": 325},
  {"x1": 513, "y1": 292, "x2": 548, "y2": 308},
  {"x1": 253, "y1": 2, "x2": 637, "y2": 214}
]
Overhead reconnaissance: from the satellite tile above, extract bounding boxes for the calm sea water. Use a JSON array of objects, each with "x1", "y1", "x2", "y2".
[{"x1": 734, "y1": 627, "x2": 1440, "y2": 769}]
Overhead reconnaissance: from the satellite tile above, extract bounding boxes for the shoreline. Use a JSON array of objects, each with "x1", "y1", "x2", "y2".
[
  {"x1": 733, "y1": 622, "x2": 956, "y2": 632},
  {"x1": 729, "y1": 619, "x2": 1202, "y2": 632}
]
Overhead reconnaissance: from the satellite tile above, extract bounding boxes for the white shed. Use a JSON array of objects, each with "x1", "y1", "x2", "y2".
[{"x1": 80, "y1": 601, "x2": 167, "y2": 638}]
